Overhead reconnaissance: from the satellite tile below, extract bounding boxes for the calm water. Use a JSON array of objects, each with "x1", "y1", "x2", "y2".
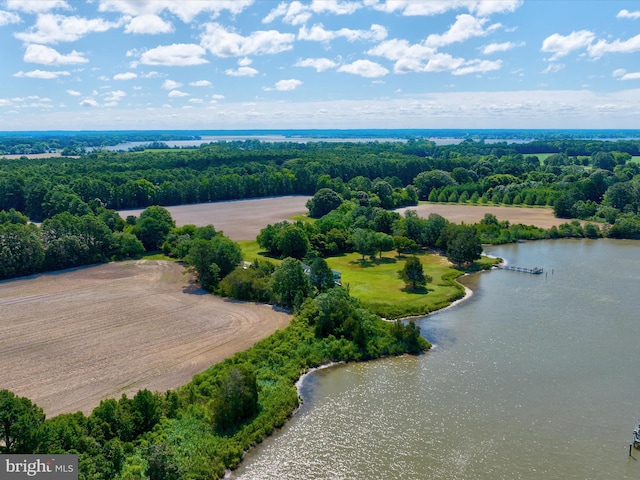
[{"x1": 230, "y1": 239, "x2": 640, "y2": 480}]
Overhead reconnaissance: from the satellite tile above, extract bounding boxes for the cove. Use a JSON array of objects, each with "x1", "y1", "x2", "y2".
[{"x1": 230, "y1": 239, "x2": 640, "y2": 480}]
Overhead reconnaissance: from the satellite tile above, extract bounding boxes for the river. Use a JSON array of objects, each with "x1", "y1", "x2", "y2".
[{"x1": 229, "y1": 239, "x2": 640, "y2": 480}]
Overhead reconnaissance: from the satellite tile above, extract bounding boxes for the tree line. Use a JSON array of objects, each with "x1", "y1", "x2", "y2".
[{"x1": 2, "y1": 137, "x2": 640, "y2": 237}]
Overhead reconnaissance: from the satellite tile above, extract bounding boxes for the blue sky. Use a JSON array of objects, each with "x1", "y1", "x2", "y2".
[{"x1": 1, "y1": 0, "x2": 640, "y2": 131}]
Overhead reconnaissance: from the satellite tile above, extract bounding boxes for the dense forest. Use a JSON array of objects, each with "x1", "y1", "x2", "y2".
[
  {"x1": 1, "y1": 134, "x2": 640, "y2": 281},
  {"x1": 2, "y1": 132, "x2": 640, "y2": 479}
]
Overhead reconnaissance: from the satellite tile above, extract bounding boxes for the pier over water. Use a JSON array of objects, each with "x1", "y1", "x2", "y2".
[{"x1": 499, "y1": 265, "x2": 543, "y2": 274}]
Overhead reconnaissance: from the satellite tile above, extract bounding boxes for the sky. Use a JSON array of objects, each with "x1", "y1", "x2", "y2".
[{"x1": 1, "y1": 0, "x2": 640, "y2": 131}]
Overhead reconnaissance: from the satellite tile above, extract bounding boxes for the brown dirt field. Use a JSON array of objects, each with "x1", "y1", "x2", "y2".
[
  {"x1": 0, "y1": 260, "x2": 290, "y2": 416},
  {"x1": 119, "y1": 196, "x2": 312, "y2": 241},
  {"x1": 395, "y1": 203, "x2": 567, "y2": 229}
]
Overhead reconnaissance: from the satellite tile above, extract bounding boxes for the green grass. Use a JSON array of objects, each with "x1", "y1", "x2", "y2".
[
  {"x1": 237, "y1": 240, "x2": 282, "y2": 265},
  {"x1": 142, "y1": 252, "x2": 174, "y2": 261},
  {"x1": 237, "y1": 241, "x2": 499, "y2": 319},
  {"x1": 290, "y1": 214, "x2": 314, "y2": 223},
  {"x1": 524, "y1": 153, "x2": 552, "y2": 165},
  {"x1": 631, "y1": 156, "x2": 640, "y2": 164},
  {"x1": 326, "y1": 251, "x2": 497, "y2": 319}
]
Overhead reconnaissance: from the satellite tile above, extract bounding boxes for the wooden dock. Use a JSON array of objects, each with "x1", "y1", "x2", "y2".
[{"x1": 500, "y1": 265, "x2": 543, "y2": 274}]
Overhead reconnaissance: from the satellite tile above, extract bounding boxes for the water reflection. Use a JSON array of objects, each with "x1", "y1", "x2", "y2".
[{"x1": 231, "y1": 240, "x2": 640, "y2": 480}]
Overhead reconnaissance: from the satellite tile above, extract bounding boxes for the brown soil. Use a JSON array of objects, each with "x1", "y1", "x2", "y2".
[
  {"x1": 395, "y1": 203, "x2": 567, "y2": 229},
  {"x1": 119, "y1": 196, "x2": 312, "y2": 241},
  {"x1": 0, "y1": 260, "x2": 289, "y2": 416}
]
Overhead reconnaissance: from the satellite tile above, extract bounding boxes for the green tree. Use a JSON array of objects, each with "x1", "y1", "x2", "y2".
[
  {"x1": 306, "y1": 188, "x2": 343, "y2": 218},
  {"x1": 309, "y1": 257, "x2": 335, "y2": 292},
  {"x1": 184, "y1": 239, "x2": 221, "y2": 291},
  {"x1": 413, "y1": 170, "x2": 457, "y2": 200},
  {"x1": 110, "y1": 231, "x2": 145, "y2": 259},
  {"x1": 209, "y1": 235, "x2": 243, "y2": 277},
  {"x1": 269, "y1": 257, "x2": 311, "y2": 309},
  {"x1": 0, "y1": 389, "x2": 45, "y2": 454},
  {"x1": 444, "y1": 225, "x2": 483, "y2": 267},
  {"x1": 134, "y1": 206, "x2": 175, "y2": 251},
  {"x1": 373, "y1": 232, "x2": 394, "y2": 259},
  {"x1": 277, "y1": 224, "x2": 309, "y2": 259},
  {"x1": 0, "y1": 223, "x2": 44, "y2": 279},
  {"x1": 398, "y1": 256, "x2": 430, "y2": 290},
  {"x1": 393, "y1": 235, "x2": 418, "y2": 254},
  {"x1": 211, "y1": 366, "x2": 259, "y2": 433},
  {"x1": 350, "y1": 228, "x2": 377, "y2": 260}
]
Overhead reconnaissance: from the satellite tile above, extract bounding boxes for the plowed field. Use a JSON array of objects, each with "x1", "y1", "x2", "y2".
[{"x1": 0, "y1": 260, "x2": 289, "y2": 416}]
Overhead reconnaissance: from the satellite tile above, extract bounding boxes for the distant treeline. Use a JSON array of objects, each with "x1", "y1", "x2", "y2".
[
  {"x1": 2, "y1": 129, "x2": 640, "y2": 155},
  {"x1": 1, "y1": 136, "x2": 639, "y2": 225}
]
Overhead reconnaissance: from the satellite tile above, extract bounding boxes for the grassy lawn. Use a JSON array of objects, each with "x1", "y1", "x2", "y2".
[
  {"x1": 142, "y1": 252, "x2": 174, "y2": 261},
  {"x1": 524, "y1": 153, "x2": 552, "y2": 165},
  {"x1": 290, "y1": 214, "x2": 314, "y2": 223},
  {"x1": 326, "y1": 251, "x2": 497, "y2": 319},
  {"x1": 238, "y1": 240, "x2": 283, "y2": 265},
  {"x1": 237, "y1": 240, "x2": 498, "y2": 319}
]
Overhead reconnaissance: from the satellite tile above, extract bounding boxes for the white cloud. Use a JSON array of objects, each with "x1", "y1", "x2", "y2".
[
  {"x1": 80, "y1": 97, "x2": 99, "y2": 107},
  {"x1": 542, "y1": 63, "x2": 565, "y2": 74},
  {"x1": 612, "y1": 68, "x2": 640, "y2": 80},
  {"x1": 426, "y1": 14, "x2": 493, "y2": 48},
  {"x1": 162, "y1": 79, "x2": 183, "y2": 90},
  {"x1": 66, "y1": 89, "x2": 81, "y2": 96},
  {"x1": 6, "y1": 0, "x2": 70, "y2": 13},
  {"x1": 13, "y1": 69, "x2": 70, "y2": 79},
  {"x1": 294, "y1": 57, "x2": 338, "y2": 72},
  {"x1": 337, "y1": 59, "x2": 389, "y2": 78},
  {"x1": 201, "y1": 23, "x2": 295, "y2": 57},
  {"x1": 617, "y1": 9, "x2": 640, "y2": 19},
  {"x1": 312, "y1": 0, "x2": 361, "y2": 15},
  {"x1": 264, "y1": 1, "x2": 312, "y2": 25},
  {"x1": 14, "y1": 13, "x2": 121, "y2": 44},
  {"x1": 393, "y1": 52, "x2": 465, "y2": 74},
  {"x1": 541, "y1": 30, "x2": 595, "y2": 61},
  {"x1": 113, "y1": 72, "x2": 137, "y2": 80},
  {"x1": 274, "y1": 79, "x2": 303, "y2": 91},
  {"x1": 140, "y1": 43, "x2": 208, "y2": 66},
  {"x1": 104, "y1": 90, "x2": 126, "y2": 106},
  {"x1": 471, "y1": 0, "x2": 522, "y2": 16},
  {"x1": 371, "y1": 0, "x2": 522, "y2": 17},
  {"x1": 0, "y1": 10, "x2": 21, "y2": 26},
  {"x1": 189, "y1": 98, "x2": 204, "y2": 104},
  {"x1": 124, "y1": 14, "x2": 174, "y2": 35},
  {"x1": 238, "y1": 57, "x2": 253, "y2": 67},
  {"x1": 367, "y1": 38, "x2": 436, "y2": 62},
  {"x1": 452, "y1": 58, "x2": 502, "y2": 75},
  {"x1": 23, "y1": 44, "x2": 88, "y2": 65},
  {"x1": 298, "y1": 23, "x2": 387, "y2": 42},
  {"x1": 98, "y1": 0, "x2": 253, "y2": 23},
  {"x1": 588, "y1": 34, "x2": 640, "y2": 59},
  {"x1": 225, "y1": 66, "x2": 259, "y2": 77},
  {"x1": 482, "y1": 41, "x2": 523, "y2": 55},
  {"x1": 168, "y1": 90, "x2": 189, "y2": 98},
  {"x1": 190, "y1": 80, "x2": 212, "y2": 87},
  {"x1": 264, "y1": 0, "x2": 360, "y2": 25}
]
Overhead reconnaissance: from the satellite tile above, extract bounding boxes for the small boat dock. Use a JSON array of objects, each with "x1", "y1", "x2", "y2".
[{"x1": 500, "y1": 265, "x2": 543, "y2": 274}]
